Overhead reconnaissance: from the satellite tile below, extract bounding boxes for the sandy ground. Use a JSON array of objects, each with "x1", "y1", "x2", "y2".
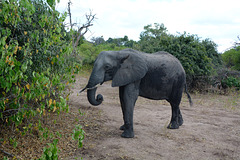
[{"x1": 67, "y1": 76, "x2": 240, "y2": 160}]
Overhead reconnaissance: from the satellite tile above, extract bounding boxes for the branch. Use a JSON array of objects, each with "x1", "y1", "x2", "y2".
[
  {"x1": 68, "y1": 0, "x2": 73, "y2": 30},
  {"x1": 0, "y1": 148, "x2": 14, "y2": 158},
  {"x1": 74, "y1": 23, "x2": 93, "y2": 47},
  {"x1": 71, "y1": 11, "x2": 96, "y2": 55},
  {"x1": 235, "y1": 35, "x2": 240, "y2": 46},
  {"x1": 67, "y1": 0, "x2": 96, "y2": 55}
]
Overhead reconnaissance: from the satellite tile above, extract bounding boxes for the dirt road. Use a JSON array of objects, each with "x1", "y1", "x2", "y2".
[{"x1": 69, "y1": 76, "x2": 240, "y2": 160}]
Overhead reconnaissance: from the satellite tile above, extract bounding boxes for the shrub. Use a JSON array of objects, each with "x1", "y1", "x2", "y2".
[
  {"x1": 222, "y1": 46, "x2": 240, "y2": 71},
  {"x1": 78, "y1": 41, "x2": 126, "y2": 65},
  {"x1": 39, "y1": 139, "x2": 59, "y2": 160},
  {"x1": 0, "y1": 0, "x2": 78, "y2": 125},
  {"x1": 221, "y1": 76, "x2": 240, "y2": 89},
  {"x1": 0, "y1": 0, "x2": 82, "y2": 158},
  {"x1": 138, "y1": 23, "x2": 223, "y2": 90}
]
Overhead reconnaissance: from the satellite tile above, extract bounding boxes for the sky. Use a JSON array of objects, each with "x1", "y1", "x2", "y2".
[{"x1": 56, "y1": 0, "x2": 240, "y2": 53}]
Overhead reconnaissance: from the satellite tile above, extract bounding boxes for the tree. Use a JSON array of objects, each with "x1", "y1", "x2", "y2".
[
  {"x1": 222, "y1": 46, "x2": 240, "y2": 70},
  {"x1": 138, "y1": 23, "x2": 222, "y2": 88},
  {"x1": 124, "y1": 40, "x2": 136, "y2": 48},
  {"x1": 140, "y1": 23, "x2": 168, "y2": 39},
  {"x1": 234, "y1": 35, "x2": 240, "y2": 46},
  {"x1": 202, "y1": 39, "x2": 222, "y2": 67},
  {"x1": 106, "y1": 35, "x2": 136, "y2": 47},
  {"x1": 139, "y1": 23, "x2": 170, "y2": 53},
  {"x1": 91, "y1": 36, "x2": 105, "y2": 45},
  {"x1": 67, "y1": 0, "x2": 96, "y2": 55},
  {"x1": 221, "y1": 35, "x2": 240, "y2": 71},
  {"x1": 123, "y1": 35, "x2": 129, "y2": 41}
]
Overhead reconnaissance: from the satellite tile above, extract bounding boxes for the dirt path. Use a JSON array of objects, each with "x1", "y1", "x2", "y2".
[{"x1": 69, "y1": 76, "x2": 240, "y2": 160}]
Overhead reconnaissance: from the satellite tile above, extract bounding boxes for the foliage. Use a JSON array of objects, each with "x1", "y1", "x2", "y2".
[
  {"x1": 39, "y1": 139, "x2": 59, "y2": 160},
  {"x1": 106, "y1": 35, "x2": 137, "y2": 48},
  {"x1": 222, "y1": 46, "x2": 240, "y2": 71},
  {"x1": 90, "y1": 35, "x2": 137, "y2": 48},
  {"x1": 91, "y1": 36, "x2": 105, "y2": 45},
  {"x1": 202, "y1": 39, "x2": 222, "y2": 67},
  {"x1": 0, "y1": 0, "x2": 83, "y2": 159},
  {"x1": 221, "y1": 76, "x2": 240, "y2": 89},
  {"x1": 72, "y1": 125, "x2": 85, "y2": 148},
  {"x1": 0, "y1": 0, "x2": 75, "y2": 122},
  {"x1": 78, "y1": 41, "x2": 126, "y2": 65},
  {"x1": 137, "y1": 23, "x2": 223, "y2": 88},
  {"x1": 77, "y1": 23, "x2": 223, "y2": 90}
]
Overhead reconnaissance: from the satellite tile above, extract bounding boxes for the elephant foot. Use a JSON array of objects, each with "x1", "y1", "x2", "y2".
[
  {"x1": 121, "y1": 130, "x2": 134, "y2": 138},
  {"x1": 167, "y1": 121, "x2": 179, "y2": 129},
  {"x1": 119, "y1": 125, "x2": 125, "y2": 130},
  {"x1": 178, "y1": 115, "x2": 183, "y2": 126}
]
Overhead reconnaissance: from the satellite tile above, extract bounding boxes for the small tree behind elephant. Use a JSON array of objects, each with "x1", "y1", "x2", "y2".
[{"x1": 80, "y1": 49, "x2": 192, "y2": 138}]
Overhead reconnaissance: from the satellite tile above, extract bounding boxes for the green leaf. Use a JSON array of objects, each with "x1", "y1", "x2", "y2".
[
  {"x1": 29, "y1": 60, "x2": 33, "y2": 65},
  {"x1": 47, "y1": 0, "x2": 56, "y2": 8},
  {"x1": 21, "y1": 62, "x2": 28, "y2": 72}
]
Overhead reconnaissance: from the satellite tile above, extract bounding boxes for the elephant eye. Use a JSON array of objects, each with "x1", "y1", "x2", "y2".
[{"x1": 104, "y1": 64, "x2": 112, "y2": 70}]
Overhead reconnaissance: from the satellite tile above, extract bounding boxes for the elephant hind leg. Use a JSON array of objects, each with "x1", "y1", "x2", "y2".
[
  {"x1": 167, "y1": 83, "x2": 184, "y2": 129},
  {"x1": 119, "y1": 125, "x2": 125, "y2": 130},
  {"x1": 178, "y1": 109, "x2": 183, "y2": 126},
  {"x1": 167, "y1": 100, "x2": 182, "y2": 129}
]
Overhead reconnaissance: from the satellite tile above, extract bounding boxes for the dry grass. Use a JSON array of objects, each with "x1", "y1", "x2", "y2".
[
  {"x1": 191, "y1": 91, "x2": 240, "y2": 113},
  {"x1": 0, "y1": 104, "x2": 104, "y2": 159}
]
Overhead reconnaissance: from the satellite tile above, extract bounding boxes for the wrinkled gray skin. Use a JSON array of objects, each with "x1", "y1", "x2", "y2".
[{"x1": 81, "y1": 49, "x2": 193, "y2": 138}]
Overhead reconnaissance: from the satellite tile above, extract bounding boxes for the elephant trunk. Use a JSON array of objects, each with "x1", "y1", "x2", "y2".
[
  {"x1": 80, "y1": 65, "x2": 104, "y2": 106},
  {"x1": 87, "y1": 87, "x2": 103, "y2": 106}
]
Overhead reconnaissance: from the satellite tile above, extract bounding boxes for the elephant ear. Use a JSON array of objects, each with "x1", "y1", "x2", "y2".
[{"x1": 112, "y1": 52, "x2": 148, "y2": 87}]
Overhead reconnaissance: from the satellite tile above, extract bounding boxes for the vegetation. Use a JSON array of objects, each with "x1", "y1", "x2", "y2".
[
  {"x1": 81, "y1": 24, "x2": 240, "y2": 91},
  {"x1": 222, "y1": 46, "x2": 240, "y2": 71},
  {"x1": 221, "y1": 40, "x2": 240, "y2": 90},
  {"x1": 137, "y1": 23, "x2": 223, "y2": 89},
  {"x1": 0, "y1": 0, "x2": 239, "y2": 158},
  {"x1": 221, "y1": 76, "x2": 240, "y2": 90},
  {"x1": 79, "y1": 41, "x2": 126, "y2": 65},
  {"x1": 81, "y1": 23, "x2": 224, "y2": 90},
  {"x1": 0, "y1": 0, "x2": 82, "y2": 159}
]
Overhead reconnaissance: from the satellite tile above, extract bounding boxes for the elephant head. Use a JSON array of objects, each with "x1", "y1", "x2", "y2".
[{"x1": 80, "y1": 49, "x2": 148, "y2": 106}]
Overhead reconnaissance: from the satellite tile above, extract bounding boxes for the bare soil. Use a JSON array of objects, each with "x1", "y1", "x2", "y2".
[
  {"x1": 70, "y1": 75, "x2": 240, "y2": 160},
  {"x1": 1, "y1": 74, "x2": 240, "y2": 160}
]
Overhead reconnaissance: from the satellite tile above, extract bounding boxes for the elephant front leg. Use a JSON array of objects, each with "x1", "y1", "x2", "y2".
[
  {"x1": 120, "y1": 82, "x2": 139, "y2": 138},
  {"x1": 121, "y1": 107, "x2": 134, "y2": 138}
]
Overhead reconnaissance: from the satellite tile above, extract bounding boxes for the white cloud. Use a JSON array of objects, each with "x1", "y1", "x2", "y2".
[{"x1": 57, "y1": 0, "x2": 240, "y2": 52}]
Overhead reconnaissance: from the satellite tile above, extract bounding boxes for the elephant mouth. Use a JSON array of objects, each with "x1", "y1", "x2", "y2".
[
  {"x1": 79, "y1": 85, "x2": 97, "y2": 93},
  {"x1": 79, "y1": 82, "x2": 104, "y2": 93}
]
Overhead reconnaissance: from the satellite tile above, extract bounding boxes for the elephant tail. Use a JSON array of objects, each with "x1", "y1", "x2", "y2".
[{"x1": 185, "y1": 84, "x2": 193, "y2": 107}]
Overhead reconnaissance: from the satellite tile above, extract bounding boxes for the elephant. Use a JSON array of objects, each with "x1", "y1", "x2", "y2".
[{"x1": 80, "y1": 48, "x2": 193, "y2": 138}]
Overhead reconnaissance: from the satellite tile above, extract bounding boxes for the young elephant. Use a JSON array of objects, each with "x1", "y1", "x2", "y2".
[{"x1": 80, "y1": 49, "x2": 192, "y2": 138}]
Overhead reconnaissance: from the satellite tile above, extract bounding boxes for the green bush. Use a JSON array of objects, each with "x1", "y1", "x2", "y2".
[
  {"x1": 39, "y1": 139, "x2": 59, "y2": 160},
  {"x1": 137, "y1": 23, "x2": 223, "y2": 89},
  {"x1": 221, "y1": 76, "x2": 240, "y2": 89},
  {"x1": 222, "y1": 46, "x2": 240, "y2": 71},
  {"x1": 0, "y1": 0, "x2": 78, "y2": 125},
  {"x1": 78, "y1": 41, "x2": 126, "y2": 65},
  {"x1": 0, "y1": 0, "x2": 82, "y2": 158},
  {"x1": 79, "y1": 23, "x2": 224, "y2": 91},
  {"x1": 72, "y1": 124, "x2": 85, "y2": 148}
]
